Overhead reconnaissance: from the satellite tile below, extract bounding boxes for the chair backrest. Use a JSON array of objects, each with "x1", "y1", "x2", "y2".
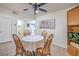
[
  {"x1": 41, "y1": 31, "x2": 47, "y2": 40},
  {"x1": 12, "y1": 34, "x2": 24, "y2": 48},
  {"x1": 23, "y1": 30, "x2": 31, "y2": 36},
  {"x1": 44, "y1": 34, "x2": 53, "y2": 48}
]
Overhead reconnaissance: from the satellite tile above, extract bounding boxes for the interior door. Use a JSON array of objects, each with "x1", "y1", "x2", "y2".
[{"x1": 0, "y1": 18, "x2": 12, "y2": 43}]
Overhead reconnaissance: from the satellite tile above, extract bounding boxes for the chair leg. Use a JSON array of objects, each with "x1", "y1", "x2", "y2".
[
  {"x1": 21, "y1": 53, "x2": 23, "y2": 56},
  {"x1": 49, "y1": 53, "x2": 51, "y2": 56},
  {"x1": 15, "y1": 53, "x2": 17, "y2": 56},
  {"x1": 24, "y1": 52, "x2": 27, "y2": 56},
  {"x1": 15, "y1": 52, "x2": 18, "y2": 56},
  {"x1": 23, "y1": 49, "x2": 27, "y2": 56}
]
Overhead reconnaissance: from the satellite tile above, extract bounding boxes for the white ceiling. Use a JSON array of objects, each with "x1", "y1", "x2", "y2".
[{"x1": 0, "y1": 3, "x2": 78, "y2": 19}]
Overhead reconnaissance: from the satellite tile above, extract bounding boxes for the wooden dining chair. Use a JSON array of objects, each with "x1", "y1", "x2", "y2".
[
  {"x1": 23, "y1": 30, "x2": 31, "y2": 36},
  {"x1": 35, "y1": 34, "x2": 53, "y2": 56},
  {"x1": 12, "y1": 34, "x2": 27, "y2": 56},
  {"x1": 41, "y1": 31, "x2": 47, "y2": 43}
]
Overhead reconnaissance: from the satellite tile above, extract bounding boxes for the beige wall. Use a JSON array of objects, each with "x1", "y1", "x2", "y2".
[
  {"x1": 0, "y1": 16, "x2": 17, "y2": 43},
  {"x1": 35, "y1": 9, "x2": 67, "y2": 48}
]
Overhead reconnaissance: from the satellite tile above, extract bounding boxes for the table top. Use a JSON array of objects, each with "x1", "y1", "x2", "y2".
[{"x1": 22, "y1": 35, "x2": 43, "y2": 42}]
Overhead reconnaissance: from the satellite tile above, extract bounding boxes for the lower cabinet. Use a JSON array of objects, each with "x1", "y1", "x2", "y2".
[
  {"x1": 77, "y1": 49, "x2": 79, "y2": 56},
  {"x1": 68, "y1": 45, "x2": 77, "y2": 56},
  {"x1": 68, "y1": 44, "x2": 79, "y2": 56}
]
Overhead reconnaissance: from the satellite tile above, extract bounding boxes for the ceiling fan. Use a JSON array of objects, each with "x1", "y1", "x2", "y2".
[{"x1": 24, "y1": 3, "x2": 47, "y2": 15}]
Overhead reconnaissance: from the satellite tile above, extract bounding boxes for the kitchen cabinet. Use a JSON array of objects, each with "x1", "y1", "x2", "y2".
[
  {"x1": 68, "y1": 6, "x2": 79, "y2": 25},
  {"x1": 67, "y1": 6, "x2": 79, "y2": 56}
]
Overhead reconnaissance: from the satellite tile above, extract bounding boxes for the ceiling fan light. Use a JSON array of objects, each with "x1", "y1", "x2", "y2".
[{"x1": 35, "y1": 10, "x2": 39, "y2": 14}]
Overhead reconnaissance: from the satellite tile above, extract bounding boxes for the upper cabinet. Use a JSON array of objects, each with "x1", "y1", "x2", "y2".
[{"x1": 68, "y1": 6, "x2": 79, "y2": 25}]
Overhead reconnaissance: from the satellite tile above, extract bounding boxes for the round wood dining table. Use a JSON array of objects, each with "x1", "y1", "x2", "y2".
[
  {"x1": 22, "y1": 35, "x2": 43, "y2": 42},
  {"x1": 22, "y1": 35, "x2": 44, "y2": 51}
]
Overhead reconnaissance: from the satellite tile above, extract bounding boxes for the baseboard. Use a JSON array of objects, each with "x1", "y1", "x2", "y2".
[
  {"x1": 53, "y1": 42, "x2": 67, "y2": 48},
  {"x1": 0, "y1": 40, "x2": 12, "y2": 44}
]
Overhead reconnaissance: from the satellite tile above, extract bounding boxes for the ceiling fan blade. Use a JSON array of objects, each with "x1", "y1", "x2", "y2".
[
  {"x1": 35, "y1": 3, "x2": 37, "y2": 5},
  {"x1": 38, "y1": 3, "x2": 46, "y2": 7},
  {"x1": 39, "y1": 8, "x2": 47, "y2": 12},
  {"x1": 29, "y1": 3, "x2": 33, "y2": 5},
  {"x1": 24, "y1": 9, "x2": 28, "y2": 11}
]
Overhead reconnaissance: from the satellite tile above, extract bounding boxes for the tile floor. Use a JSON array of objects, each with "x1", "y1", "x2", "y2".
[{"x1": 0, "y1": 41, "x2": 70, "y2": 56}]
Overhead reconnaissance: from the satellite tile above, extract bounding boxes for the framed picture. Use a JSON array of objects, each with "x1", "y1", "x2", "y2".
[{"x1": 40, "y1": 19, "x2": 55, "y2": 29}]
